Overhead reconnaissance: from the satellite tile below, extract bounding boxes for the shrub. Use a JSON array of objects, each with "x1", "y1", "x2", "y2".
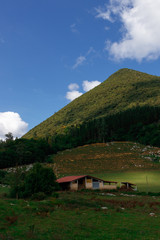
[
  {"x1": 0, "y1": 170, "x2": 7, "y2": 184},
  {"x1": 31, "y1": 192, "x2": 46, "y2": 200},
  {"x1": 51, "y1": 192, "x2": 59, "y2": 198},
  {"x1": 45, "y1": 155, "x2": 53, "y2": 163},
  {"x1": 9, "y1": 163, "x2": 59, "y2": 199},
  {"x1": 24, "y1": 163, "x2": 58, "y2": 197}
]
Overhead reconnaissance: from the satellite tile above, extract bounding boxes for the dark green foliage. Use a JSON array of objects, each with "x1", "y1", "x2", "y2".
[
  {"x1": 30, "y1": 192, "x2": 46, "y2": 200},
  {"x1": 0, "y1": 170, "x2": 7, "y2": 184},
  {"x1": 46, "y1": 106, "x2": 160, "y2": 151},
  {"x1": 0, "y1": 138, "x2": 52, "y2": 169},
  {"x1": 9, "y1": 163, "x2": 58, "y2": 198},
  {"x1": 24, "y1": 163, "x2": 58, "y2": 197},
  {"x1": 5, "y1": 132, "x2": 13, "y2": 141},
  {"x1": 45, "y1": 155, "x2": 53, "y2": 163},
  {"x1": 7, "y1": 167, "x2": 27, "y2": 199}
]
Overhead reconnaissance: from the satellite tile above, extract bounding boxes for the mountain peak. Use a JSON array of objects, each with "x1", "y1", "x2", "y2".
[{"x1": 24, "y1": 69, "x2": 160, "y2": 139}]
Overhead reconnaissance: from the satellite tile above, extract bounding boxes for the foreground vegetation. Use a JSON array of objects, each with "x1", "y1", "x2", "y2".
[{"x1": 1, "y1": 189, "x2": 160, "y2": 240}]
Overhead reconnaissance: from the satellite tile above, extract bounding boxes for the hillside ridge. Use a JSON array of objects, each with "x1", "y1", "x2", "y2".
[
  {"x1": 51, "y1": 142, "x2": 160, "y2": 177},
  {"x1": 24, "y1": 68, "x2": 160, "y2": 139}
]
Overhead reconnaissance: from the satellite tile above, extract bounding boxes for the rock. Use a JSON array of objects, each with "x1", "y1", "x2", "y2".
[
  {"x1": 149, "y1": 213, "x2": 155, "y2": 217},
  {"x1": 101, "y1": 207, "x2": 108, "y2": 210}
]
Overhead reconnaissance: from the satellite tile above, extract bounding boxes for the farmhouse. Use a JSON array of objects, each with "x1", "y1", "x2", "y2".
[{"x1": 57, "y1": 175, "x2": 117, "y2": 191}]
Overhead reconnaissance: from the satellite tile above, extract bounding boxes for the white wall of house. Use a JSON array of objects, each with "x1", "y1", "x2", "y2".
[
  {"x1": 67, "y1": 177, "x2": 117, "y2": 191},
  {"x1": 85, "y1": 177, "x2": 92, "y2": 189},
  {"x1": 103, "y1": 184, "x2": 117, "y2": 190},
  {"x1": 70, "y1": 181, "x2": 78, "y2": 190}
]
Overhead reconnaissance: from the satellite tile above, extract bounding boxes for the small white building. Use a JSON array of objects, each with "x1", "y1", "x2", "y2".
[{"x1": 57, "y1": 175, "x2": 117, "y2": 191}]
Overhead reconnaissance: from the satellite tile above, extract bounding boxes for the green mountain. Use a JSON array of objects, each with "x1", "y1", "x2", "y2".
[{"x1": 24, "y1": 68, "x2": 160, "y2": 139}]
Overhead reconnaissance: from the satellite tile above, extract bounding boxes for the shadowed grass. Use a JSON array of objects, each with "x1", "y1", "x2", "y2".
[{"x1": 1, "y1": 191, "x2": 160, "y2": 239}]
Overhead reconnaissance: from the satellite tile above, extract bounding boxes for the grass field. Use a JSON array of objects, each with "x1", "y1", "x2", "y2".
[
  {"x1": 1, "y1": 189, "x2": 160, "y2": 239},
  {"x1": 96, "y1": 171, "x2": 160, "y2": 192}
]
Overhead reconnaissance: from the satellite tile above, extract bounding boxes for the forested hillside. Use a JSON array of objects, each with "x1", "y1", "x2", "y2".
[{"x1": 24, "y1": 68, "x2": 160, "y2": 139}]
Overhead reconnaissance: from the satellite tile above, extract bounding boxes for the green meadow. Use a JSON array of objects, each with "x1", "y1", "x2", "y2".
[
  {"x1": 1, "y1": 189, "x2": 160, "y2": 240},
  {"x1": 97, "y1": 171, "x2": 160, "y2": 192}
]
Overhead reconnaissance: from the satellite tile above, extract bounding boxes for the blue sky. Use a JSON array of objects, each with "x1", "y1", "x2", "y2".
[{"x1": 0, "y1": 0, "x2": 160, "y2": 139}]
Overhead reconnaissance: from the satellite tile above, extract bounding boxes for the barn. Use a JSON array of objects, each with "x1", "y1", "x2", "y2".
[
  {"x1": 120, "y1": 182, "x2": 137, "y2": 191},
  {"x1": 57, "y1": 175, "x2": 117, "y2": 191}
]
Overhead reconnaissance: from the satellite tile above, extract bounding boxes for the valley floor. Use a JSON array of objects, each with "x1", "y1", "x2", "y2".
[{"x1": 1, "y1": 188, "x2": 160, "y2": 240}]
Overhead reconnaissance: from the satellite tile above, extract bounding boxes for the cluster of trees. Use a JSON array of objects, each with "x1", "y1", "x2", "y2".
[
  {"x1": 8, "y1": 163, "x2": 59, "y2": 199},
  {"x1": 0, "y1": 135, "x2": 52, "y2": 168},
  {"x1": 0, "y1": 163, "x2": 59, "y2": 199}
]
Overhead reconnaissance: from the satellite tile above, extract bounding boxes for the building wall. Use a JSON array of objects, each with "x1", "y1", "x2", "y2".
[
  {"x1": 67, "y1": 178, "x2": 117, "y2": 191},
  {"x1": 103, "y1": 184, "x2": 117, "y2": 190},
  {"x1": 86, "y1": 178, "x2": 92, "y2": 189},
  {"x1": 99, "y1": 182, "x2": 104, "y2": 190},
  {"x1": 70, "y1": 182, "x2": 78, "y2": 190}
]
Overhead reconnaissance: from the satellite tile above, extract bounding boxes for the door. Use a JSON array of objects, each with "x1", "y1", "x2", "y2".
[{"x1": 93, "y1": 181, "x2": 99, "y2": 189}]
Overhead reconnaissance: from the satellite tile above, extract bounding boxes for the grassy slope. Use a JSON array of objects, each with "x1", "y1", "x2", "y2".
[
  {"x1": 1, "y1": 190, "x2": 160, "y2": 239},
  {"x1": 24, "y1": 68, "x2": 160, "y2": 138},
  {"x1": 50, "y1": 142, "x2": 160, "y2": 192},
  {"x1": 52, "y1": 142, "x2": 160, "y2": 176}
]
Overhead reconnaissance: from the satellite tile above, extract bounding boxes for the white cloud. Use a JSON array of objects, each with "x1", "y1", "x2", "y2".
[
  {"x1": 95, "y1": 5, "x2": 114, "y2": 22},
  {"x1": 66, "y1": 79, "x2": 101, "y2": 101},
  {"x1": 72, "y1": 56, "x2": 86, "y2": 69},
  {"x1": 96, "y1": 0, "x2": 160, "y2": 61},
  {"x1": 72, "y1": 47, "x2": 96, "y2": 69},
  {"x1": 66, "y1": 90, "x2": 83, "y2": 101},
  {"x1": 68, "y1": 83, "x2": 79, "y2": 91},
  {"x1": 70, "y1": 23, "x2": 79, "y2": 34},
  {"x1": 82, "y1": 80, "x2": 101, "y2": 92},
  {"x1": 0, "y1": 112, "x2": 28, "y2": 140}
]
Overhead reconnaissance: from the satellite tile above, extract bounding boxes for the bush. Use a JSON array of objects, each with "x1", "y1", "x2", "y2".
[
  {"x1": 51, "y1": 192, "x2": 59, "y2": 198},
  {"x1": 9, "y1": 163, "x2": 59, "y2": 199},
  {"x1": 24, "y1": 163, "x2": 58, "y2": 197},
  {"x1": 45, "y1": 155, "x2": 53, "y2": 163},
  {"x1": 0, "y1": 170, "x2": 7, "y2": 184},
  {"x1": 31, "y1": 192, "x2": 46, "y2": 200}
]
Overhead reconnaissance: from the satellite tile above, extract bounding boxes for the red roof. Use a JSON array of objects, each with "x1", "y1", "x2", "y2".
[
  {"x1": 57, "y1": 175, "x2": 86, "y2": 183},
  {"x1": 57, "y1": 175, "x2": 117, "y2": 184}
]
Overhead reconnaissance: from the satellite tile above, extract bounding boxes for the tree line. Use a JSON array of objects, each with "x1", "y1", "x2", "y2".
[
  {"x1": 45, "y1": 105, "x2": 160, "y2": 150},
  {"x1": 0, "y1": 106, "x2": 160, "y2": 169},
  {"x1": 0, "y1": 136, "x2": 52, "y2": 168}
]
